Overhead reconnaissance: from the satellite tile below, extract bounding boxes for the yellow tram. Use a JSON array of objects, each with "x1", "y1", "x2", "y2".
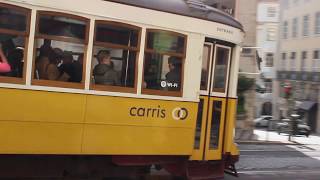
[{"x1": 0, "y1": 0, "x2": 244, "y2": 179}]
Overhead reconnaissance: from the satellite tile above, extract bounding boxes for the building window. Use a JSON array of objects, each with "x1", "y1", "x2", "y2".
[
  {"x1": 313, "y1": 50, "x2": 320, "y2": 72},
  {"x1": 33, "y1": 11, "x2": 90, "y2": 89},
  {"x1": 267, "y1": 28, "x2": 276, "y2": 41},
  {"x1": 267, "y1": 7, "x2": 276, "y2": 18},
  {"x1": 292, "y1": 18, "x2": 298, "y2": 38},
  {"x1": 91, "y1": 21, "x2": 141, "y2": 93},
  {"x1": 0, "y1": 3, "x2": 31, "y2": 84},
  {"x1": 303, "y1": 15, "x2": 309, "y2": 37},
  {"x1": 281, "y1": 52, "x2": 286, "y2": 70},
  {"x1": 315, "y1": 12, "x2": 320, "y2": 34},
  {"x1": 290, "y1": 52, "x2": 296, "y2": 70},
  {"x1": 265, "y1": 53, "x2": 274, "y2": 67},
  {"x1": 142, "y1": 30, "x2": 186, "y2": 96},
  {"x1": 301, "y1": 51, "x2": 307, "y2": 71},
  {"x1": 283, "y1": 21, "x2": 288, "y2": 39},
  {"x1": 265, "y1": 79, "x2": 272, "y2": 93}
]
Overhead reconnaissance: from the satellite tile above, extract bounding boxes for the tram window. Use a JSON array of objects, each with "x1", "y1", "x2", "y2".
[
  {"x1": 209, "y1": 101, "x2": 222, "y2": 150},
  {"x1": 91, "y1": 47, "x2": 136, "y2": 88},
  {"x1": 143, "y1": 30, "x2": 186, "y2": 96},
  {"x1": 0, "y1": 4, "x2": 30, "y2": 82},
  {"x1": 33, "y1": 12, "x2": 89, "y2": 88},
  {"x1": 146, "y1": 31, "x2": 185, "y2": 54},
  {"x1": 212, "y1": 47, "x2": 230, "y2": 92},
  {"x1": 200, "y1": 44, "x2": 211, "y2": 91},
  {"x1": 91, "y1": 21, "x2": 140, "y2": 92}
]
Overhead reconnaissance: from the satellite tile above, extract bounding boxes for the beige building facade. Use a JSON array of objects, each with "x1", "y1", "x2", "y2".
[
  {"x1": 235, "y1": 0, "x2": 258, "y2": 130},
  {"x1": 274, "y1": 0, "x2": 320, "y2": 133}
]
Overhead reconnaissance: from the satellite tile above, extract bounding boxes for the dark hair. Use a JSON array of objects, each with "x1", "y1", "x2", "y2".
[{"x1": 97, "y1": 50, "x2": 111, "y2": 62}]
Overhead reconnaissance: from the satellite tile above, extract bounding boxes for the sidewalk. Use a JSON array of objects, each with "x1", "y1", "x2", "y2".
[{"x1": 236, "y1": 129, "x2": 320, "y2": 145}]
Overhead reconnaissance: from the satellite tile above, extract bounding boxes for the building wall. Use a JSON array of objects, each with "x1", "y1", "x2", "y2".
[
  {"x1": 274, "y1": 0, "x2": 320, "y2": 133},
  {"x1": 235, "y1": 0, "x2": 258, "y2": 128},
  {"x1": 256, "y1": 0, "x2": 279, "y2": 117}
]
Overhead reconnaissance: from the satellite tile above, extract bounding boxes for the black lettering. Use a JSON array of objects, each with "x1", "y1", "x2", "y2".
[
  {"x1": 137, "y1": 108, "x2": 145, "y2": 116},
  {"x1": 157, "y1": 106, "x2": 161, "y2": 117},
  {"x1": 147, "y1": 108, "x2": 152, "y2": 117},
  {"x1": 152, "y1": 109, "x2": 157, "y2": 117},
  {"x1": 160, "y1": 109, "x2": 166, "y2": 118},
  {"x1": 130, "y1": 107, "x2": 137, "y2": 116}
]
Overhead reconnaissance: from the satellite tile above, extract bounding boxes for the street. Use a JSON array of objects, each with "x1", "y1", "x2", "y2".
[{"x1": 225, "y1": 132, "x2": 320, "y2": 180}]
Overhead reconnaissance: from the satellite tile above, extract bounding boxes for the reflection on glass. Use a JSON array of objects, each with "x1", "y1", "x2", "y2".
[
  {"x1": 0, "y1": 7, "x2": 27, "y2": 32},
  {"x1": 95, "y1": 23, "x2": 139, "y2": 47},
  {"x1": 38, "y1": 14, "x2": 86, "y2": 40},
  {"x1": 201, "y1": 45, "x2": 210, "y2": 90},
  {"x1": 209, "y1": 101, "x2": 222, "y2": 150},
  {"x1": 194, "y1": 99, "x2": 204, "y2": 149},
  {"x1": 143, "y1": 53, "x2": 182, "y2": 91},
  {"x1": 213, "y1": 47, "x2": 230, "y2": 92},
  {"x1": 92, "y1": 46, "x2": 136, "y2": 87},
  {"x1": 146, "y1": 31, "x2": 185, "y2": 53},
  {"x1": 34, "y1": 39, "x2": 85, "y2": 82}
]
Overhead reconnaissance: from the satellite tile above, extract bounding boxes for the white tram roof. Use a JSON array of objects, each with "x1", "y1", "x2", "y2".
[{"x1": 105, "y1": 0, "x2": 243, "y2": 31}]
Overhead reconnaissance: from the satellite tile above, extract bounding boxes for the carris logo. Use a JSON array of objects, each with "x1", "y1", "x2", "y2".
[{"x1": 172, "y1": 107, "x2": 188, "y2": 120}]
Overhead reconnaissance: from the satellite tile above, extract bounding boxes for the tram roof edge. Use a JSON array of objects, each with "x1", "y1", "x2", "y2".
[{"x1": 104, "y1": 0, "x2": 243, "y2": 31}]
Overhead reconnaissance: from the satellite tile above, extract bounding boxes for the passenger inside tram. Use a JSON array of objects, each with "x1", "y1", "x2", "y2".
[
  {"x1": 35, "y1": 39, "x2": 84, "y2": 83},
  {"x1": 93, "y1": 50, "x2": 120, "y2": 86},
  {"x1": 0, "y1": 36, "x2": 25, "y2": 77},
  {"x1": 143, "y1": 54, "x2": 182, "y2": 91},
  {"x1": 165, "y1": 56, "x2": 181, "y2": 91}
]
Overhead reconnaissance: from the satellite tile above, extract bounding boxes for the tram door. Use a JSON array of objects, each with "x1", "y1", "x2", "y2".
[{"x1": 191, "y1": 42, "x2": 232, "y2": 160}]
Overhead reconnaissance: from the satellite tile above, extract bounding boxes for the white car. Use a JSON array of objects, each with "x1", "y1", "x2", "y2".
[{"x1": 254, "y1": 116, "x2": 273, "y2": 127}]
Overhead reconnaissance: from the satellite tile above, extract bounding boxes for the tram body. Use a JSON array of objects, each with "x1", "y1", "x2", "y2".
[{"x1": 0, "y1": 0, "x2": 244, "y2": 179}]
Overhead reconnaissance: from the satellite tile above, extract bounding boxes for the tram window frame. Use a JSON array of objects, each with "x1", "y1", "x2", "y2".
[
  {"x1": 142, "y1": 29, "x2": 187, "y2": 97},
  {"x1": 32, "y1": 11, "x2": 90, "y2": 89},
  {"x1": 211, "y1": 45, "x2": 231, "y2": 93},
  {"x1": 90, "y1": 20, "x2": 141, "y2": 93},
  {"x1": 0, "y1": 3, "x2": 31, "y2": 84}
]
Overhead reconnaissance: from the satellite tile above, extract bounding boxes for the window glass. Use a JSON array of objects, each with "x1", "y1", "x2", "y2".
[
  {"x1": 38, "y1": 14, "x2": 87, "y2": 40},
  {"x1": 266, "y1": 53, "x2": 274, "y2": 67},
  {"x1": 143, "y1": 53, "x2": 182, "y2": 91},
  {"x1": 91, "y1": 47, "x2": 136, "y2": 87},
  {"x1": 194, "y1": 99, "x2": 204, "y2": 149},
  {"x1": 146, "y1": 31, "x2": 185, "y2": 54},
  {"x1": 33, "y1": 12, "x2": 89, "y2": 87},
  {"x1": 95, "y1": 23, "x2": 139, "y2": 47},
  {"x1": 200, "y1": 44, "x2": 211, "y2": 90},
  {"x1": 290, "y1": 52, "x2": 296, "y2": 70},
  {"x1": 209, "y1": 101, "x2": 222, "y2": 150},
  {"x1": 292, "y1": 18, "x2": 298, "y2": 38},
  {"x1": 303, "y1": 15, "x2": 309, "y2": 36},
  {"x1": 34, "y1": 39, "x2": 85, "y2": 82},
  {"x1": 0, "y1": 6, "x2": 27, "y2": 32},
  {"x1": 143, "y1": 30, "x2": 186, "y2": 96},
  {"x1": 0, "y1": 4, "x2": 30, "y2": 81},
  {"x1": 283, "y1": 21, "x2": 288, "y2": 39},
  {"x1": 315, "y1": 12, "x2": 320, "y2": 34},
  {"x1": 212, "y1": 47, "x2": 230, "y2": 92},
  {"x1": 91, "y1": 21, "x2": 140, "y2": 91}
]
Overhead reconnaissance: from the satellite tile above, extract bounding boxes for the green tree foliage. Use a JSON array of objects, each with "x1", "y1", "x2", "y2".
[{"x1": 237, "y1": 75, "x2": 255, "y2": 114}]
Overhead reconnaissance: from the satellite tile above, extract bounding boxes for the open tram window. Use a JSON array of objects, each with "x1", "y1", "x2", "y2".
[
  {"x1": 142, "y1": 30, "x2": 186, "y2": 96},
  {"x1": 91, "y1": 21, "x2": 141, "y2": 93},
  {"x1": 0, "y1": 3, "x2": 30, "y2": 84},
  {"x1": 32, "y1": 11, "x2": 89, "y2": 88}
]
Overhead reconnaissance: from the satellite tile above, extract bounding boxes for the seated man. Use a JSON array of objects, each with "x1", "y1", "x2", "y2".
[
  {"x1": 165, "y1": 56, "x2": 181, "y2": 91},
  {"x1": 93, "y1": 50, "x2": 120, "y2": 86}
]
